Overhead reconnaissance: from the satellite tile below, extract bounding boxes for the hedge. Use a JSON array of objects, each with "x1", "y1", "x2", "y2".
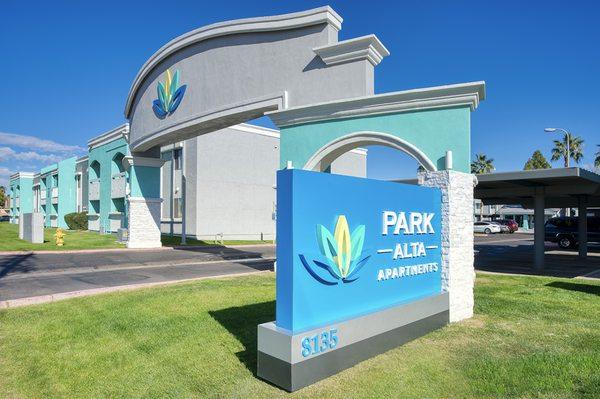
[{"x1": 65, "y1": 212, "x2": 88, "y2": 230}]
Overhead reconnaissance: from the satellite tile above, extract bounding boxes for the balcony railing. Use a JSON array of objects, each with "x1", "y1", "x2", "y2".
[
  {"x1": 40, "y1": 197, "x2": 46, "y2": 205},
  {"x1": 109, "y1": 212, "x2": 124, "y2": 232},
  {"x1": 87, "y1": 214, "x2": 100, "y2": 231},
  {"x1": 89, "y1": 179, "x2": 100, "y2": 201},
  {"x1": 111, "y1": 172, "x2": 126, "y2": 198},
  {"x1": 51, "y1": 187, "x2": 59, "y2": 204},
  {"x1": 15, "y1": 197, "x2": 20, "y2": 208}
]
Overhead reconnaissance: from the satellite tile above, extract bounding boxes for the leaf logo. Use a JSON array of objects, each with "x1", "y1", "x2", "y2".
[
  {"x1": 152, "y1": 69, "x2": 187, "y2": 119},
  {"x1": 299, "y1": 215, "x2": 371, "y2": 285}
]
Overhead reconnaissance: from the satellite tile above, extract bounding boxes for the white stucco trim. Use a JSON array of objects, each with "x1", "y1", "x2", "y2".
[
  {"x1": 122, "y1": 156, "x2": 166, "y2": 169},
  {"x1": 128, "y1": 197, "x2": 163, "y2": 204},
  {"x1": 9, "y1": 172, "x2": 36, "y2": 181},
  {"x1": 269, "y1": 81, "x2": 486, "y2": 127},
  {"x1": 303, "y1": 131, "x2": 437, "y2": 172},
  {"x1": 313, "y1": 35, "x2": 390, "y2": 66},
  {"x1": 231, "y1": 123, "x2": 281, "y2": 138},
  {"x1": 124, "y1": 6, "x2": 342, "y2": 117},
  {"x1": 88, "y1": 124, "x2": 130, "y2": 150}
]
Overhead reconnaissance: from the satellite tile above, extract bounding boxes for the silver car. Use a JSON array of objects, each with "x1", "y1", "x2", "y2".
[{"x1": 474, "y1": 221, "x2": 501, "y2": 234}]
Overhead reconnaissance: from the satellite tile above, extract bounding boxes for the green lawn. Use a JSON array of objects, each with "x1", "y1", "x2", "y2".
[
  {"x1": 0, "y1": 222, "x2": 271, "y2": 252},
  {"x1": 0, "y1": 222, "x2": 124, "y2": 251},
  {"x1": 0, "y1": 274, "x2": 598, "y2": 398}
]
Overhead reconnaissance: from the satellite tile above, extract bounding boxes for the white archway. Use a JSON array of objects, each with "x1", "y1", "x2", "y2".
[{"x1": 302, "y1": 131, "x2": 438, "y2": 172}]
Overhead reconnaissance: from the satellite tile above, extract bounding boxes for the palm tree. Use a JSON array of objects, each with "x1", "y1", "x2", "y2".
[
  {"x1": 471, "y1": 153, "x2": 495, "y2": 174},
  {"x1": 595, "y1": 144, "x2": 600, "y2": 168},
  {"x1": 550, "y1": 133, "x2": 584, "y2": 167}
]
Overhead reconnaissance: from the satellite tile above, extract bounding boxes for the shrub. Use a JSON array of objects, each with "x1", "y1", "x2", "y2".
[{"x1": 65, "y1": 212, "x2": 88, "y2": 230}]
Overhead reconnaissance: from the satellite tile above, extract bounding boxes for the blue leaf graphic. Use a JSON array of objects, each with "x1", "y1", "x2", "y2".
[
  {"x1": 313, "y1": 259, "x2": 343, "y2": 280},
  {"x1": 171, "y1": 70, "x2": 180, "y2": 97},
  {"x1": 350, "y1": 225, "x2": 365, "y2": 261},
  {"x1": 152, "y1": 99, "x2": 167, "y2": 119},
  {"x1": 316, "y1": 224, "x2": 338, "y2": 264},
  {"x1": 344, "y1": 255, "x2": 371, "y2": 282},
  {"x1": 168, "y1": 85, "x2": 186, "y2": 113},
  {"x1": 299, "y1": 255, "x2": 338, "y2": 285}
]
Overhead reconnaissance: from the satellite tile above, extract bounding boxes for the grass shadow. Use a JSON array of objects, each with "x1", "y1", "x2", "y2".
[
  {"x1": 209, "y1": 301, "x2": 275, "y2": 375},
  {"x1": 546, "y1": 281, "x2": 600, "y2": 296}
]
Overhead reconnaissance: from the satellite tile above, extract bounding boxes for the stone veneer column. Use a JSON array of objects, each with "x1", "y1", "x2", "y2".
[
  {"x1": 124, "y1": 155, "x2": 164, "y2": 249},
  {"x1": 421, "y1": 170, "x2": 477, "y2": 322}
]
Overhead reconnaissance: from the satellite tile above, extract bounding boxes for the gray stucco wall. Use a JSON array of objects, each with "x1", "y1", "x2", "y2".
[
  {"x1": 126, "y1": 8, "x2": 380, "y2": 152},
  {"x1": 160, "y1": 124, "x2": 367, "y2": 240}
]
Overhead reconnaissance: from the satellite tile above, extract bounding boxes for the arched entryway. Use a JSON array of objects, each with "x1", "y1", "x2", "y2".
[{"x1": 302, "y1": 131, "x2": 437, "y2": 173}]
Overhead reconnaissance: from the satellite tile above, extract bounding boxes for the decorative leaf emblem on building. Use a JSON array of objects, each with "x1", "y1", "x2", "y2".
[
  {"x1": 152, "y1": 69, "x2": 187, "y2": 118},
  {"x1": 299, "y1": 215, "x2": 371, "y2": 285}
]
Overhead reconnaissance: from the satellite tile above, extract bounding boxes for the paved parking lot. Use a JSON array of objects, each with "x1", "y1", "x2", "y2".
[{"x1": 475, "y1": 233, "x2": 600, "y2": 278}]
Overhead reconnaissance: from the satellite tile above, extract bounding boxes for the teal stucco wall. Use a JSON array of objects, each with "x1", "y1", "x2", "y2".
[
  {"x1": 278, "y1": 106, "x2": 472, "y2": 174},
  {"x1": 9, "y1": 175, "x2": 33, "y2": 223},
  {"x1": 57, "y1": 157, "x2": 77, "y2": 228},
  {"x1": 88, "y1": 137, "x2": 129, "y2": 233}
]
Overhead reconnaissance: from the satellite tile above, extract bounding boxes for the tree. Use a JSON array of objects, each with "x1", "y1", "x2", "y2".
[
  {"x1": 471, "y1": 153, "x2": 495, "y2": 174},
  {"x1": 550, "y1": 133, "x2": 584, "y2": 167},
  {"x1": 595, "y1": 144, "x2": 600, "y2": 168},
  {"x1": 0, "y1": 186, "x2": 5, "y2": 208},
  {"x1": 523, "y1": 150, "x2": 551, "y2": 170}
]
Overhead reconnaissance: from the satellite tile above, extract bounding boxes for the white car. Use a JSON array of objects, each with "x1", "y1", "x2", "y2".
[{"x1": 474, "y1": 221, "x2": 501, "y2": 234}]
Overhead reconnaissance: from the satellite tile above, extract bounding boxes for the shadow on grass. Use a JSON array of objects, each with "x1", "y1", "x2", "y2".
[
  {"x1": 209, "y1": 301, "x2": 275, "y2": 375},
  {"x1": 546, "y1": 281, "x2": 600, "y2": 296}
]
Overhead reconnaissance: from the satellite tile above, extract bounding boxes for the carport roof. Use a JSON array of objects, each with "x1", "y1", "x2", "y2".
[{"x1": 475, "y1": 167, "x2": 600, "y2": 208}]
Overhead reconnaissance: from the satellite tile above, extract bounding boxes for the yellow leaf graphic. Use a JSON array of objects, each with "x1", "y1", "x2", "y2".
[{"x1": 333, "y1": 215, "x2": 351, "y2": 277}]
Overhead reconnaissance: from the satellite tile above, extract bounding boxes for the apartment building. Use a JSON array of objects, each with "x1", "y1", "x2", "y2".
[
  {"x1": 8, "y1": 172, "x2": 34, "y2": 224},
  {"x1": 10, "y1": 123, "x2": 366, "y2": 241}
]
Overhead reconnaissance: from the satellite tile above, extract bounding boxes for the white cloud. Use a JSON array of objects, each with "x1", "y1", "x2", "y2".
[
  {"x1": 0, "y1": 166, "x2": 13, "y2": 188},
  {"x1": 0, "y1": 132, "x2": 84, "y2": 153},
  {"x1": 0, "y1": 147, "x2": 64, "y2": 163}
]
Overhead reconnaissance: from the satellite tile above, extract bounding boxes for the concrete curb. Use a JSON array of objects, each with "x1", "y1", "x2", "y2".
[
  {"x1": 0, "y1": 243, "x2": 275, "y2": 256},
  {"x1": 0, "y1": 270, "x2": 272, "y2": 309}
]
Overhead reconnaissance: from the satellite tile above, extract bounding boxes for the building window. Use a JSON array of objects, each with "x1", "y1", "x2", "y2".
[
  {"x1": 173, "y1": 148, "x2": 182, "y2": 170},
  {"x1": 173, "y1": 197, "x2": 182, "y2": 219}
]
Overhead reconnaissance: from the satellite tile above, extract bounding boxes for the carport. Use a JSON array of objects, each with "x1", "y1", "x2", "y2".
[{"x1": 475, "y1": 167, "x2": 600, "y2": 270}]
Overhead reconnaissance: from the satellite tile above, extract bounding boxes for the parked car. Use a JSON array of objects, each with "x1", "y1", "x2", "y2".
[
  {"x1": 474, "y1": 221, "x2": 501, "y2": 234},
  {"x1": 545, "y1": 216, "x2": 600, "y2": 249},
  {"x1": 494, "y1": 219, "x2": 518, "y2": 233},
  {"x1": 0, "y1": 215, "x2": 9, "y2": 222},
  {"x1": 491, "y1": 221, "x2": 510, "y2": 233}
]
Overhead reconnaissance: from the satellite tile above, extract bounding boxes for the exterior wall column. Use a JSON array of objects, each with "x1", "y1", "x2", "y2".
[
  {"x1": 533, "y1": 188, "x2": 545, "y2": 271},
  {"x1": 578, "y1": 195, "x2": 588, "y2": 259},
  {"x1": 421, "y1": 170, "x2": 477, "y2": 323},
  {"x1": 123, "y1": 155, "x2": 164, "y2": 249}
]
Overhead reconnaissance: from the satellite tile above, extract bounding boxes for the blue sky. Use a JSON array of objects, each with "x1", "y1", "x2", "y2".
[{"x1": 1, "y1": 0, "x2": 599, "y2": 186}]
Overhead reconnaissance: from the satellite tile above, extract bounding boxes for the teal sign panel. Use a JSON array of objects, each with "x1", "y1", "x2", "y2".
[{"x1": 276, "y1": 169, "x2": 442, "y2": 333}]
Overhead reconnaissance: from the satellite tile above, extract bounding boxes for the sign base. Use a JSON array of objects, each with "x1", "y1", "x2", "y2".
[{"x1": 257, "y1": 292, "x2": 449, "y2": 392}]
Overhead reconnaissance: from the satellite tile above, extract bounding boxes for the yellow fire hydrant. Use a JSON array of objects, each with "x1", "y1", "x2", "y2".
[{"x1": 54, "y1": 228, "x2": 65, "y2": 246}]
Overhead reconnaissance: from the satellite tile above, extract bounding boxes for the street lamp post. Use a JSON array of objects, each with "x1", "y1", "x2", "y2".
[
  {"x1": 544, "y1": 127, "x2": 570, "y2": 167},
  {"x1": 544, "y1": 127, "x2": 571, "y2": 216}
]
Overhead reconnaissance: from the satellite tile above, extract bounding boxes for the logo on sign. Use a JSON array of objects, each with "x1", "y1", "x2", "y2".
[
  {"x1": 153, "y1": 69, "x2": 187, "y2": 118},
  {"x1": 299, "y1": 215, "x2": 371, "y2": 285}
]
